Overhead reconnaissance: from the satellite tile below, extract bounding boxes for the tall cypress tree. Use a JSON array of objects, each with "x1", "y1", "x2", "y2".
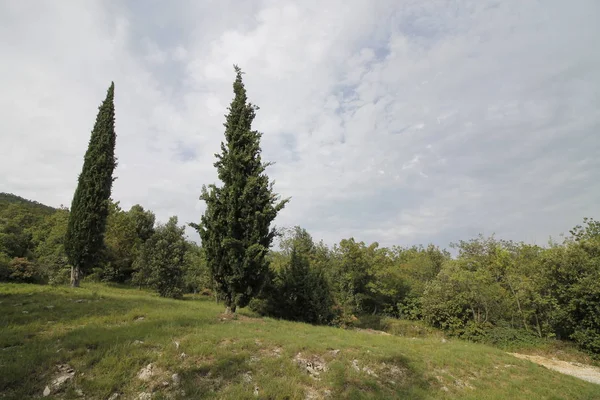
[
  {"x1": 65, "y1": 83, "x2": 117, "y2": 287},
  {"x1": 194, "y1": 66, "x2": 289, "y2": 313}
]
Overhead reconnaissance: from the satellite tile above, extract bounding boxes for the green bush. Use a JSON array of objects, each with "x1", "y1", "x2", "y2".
[
  {"x1": 7, "y1": 257, "x2": 43, "y2": 283},
  {"x1": 0, "y1": 252, "x2": 10, "y2": 281},
  {"x1": 483, "y1": 326, "x2": 543, "y2": 349},
  {"x1": 252, "y1": 249, "x2": 335, "y2": 325}
]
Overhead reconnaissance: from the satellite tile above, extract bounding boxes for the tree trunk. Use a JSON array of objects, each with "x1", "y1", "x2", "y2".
[
  {"x1": 508, "y1": 282, "x2": 529, "y2": 331},
  {"x1": 224, "y1": 294, "x2": 236, "y2": 314},
  {"x1": 70, "y1": 266, "x2": 81, "y2": 288},
  {"x1": 534, "y1": 312, "x2": 543, "y2": 338}
]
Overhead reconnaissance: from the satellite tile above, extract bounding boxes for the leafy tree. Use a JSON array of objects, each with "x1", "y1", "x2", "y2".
[
  {"x1": 182, "y1": 242, "x2": 212, "y2": 295},
  {"x1": 101, "y1": 201, "x2": 140, "y2": 282},
  {"x1": 32, "y1": 208, "x2": 70, "y2": 284},
  {"x1": 0, "y1": 252, "x2": 11, "y2": 281},
  {"x1": 330, "y1": 238, "x2": 377, "y2": 316},
  {"x1": 0, "y1": 222, "x2": 33, "y2": 258},
  {"x1": 128, "y1": 204, "x2": 155, "y2": 242},
  {"x1": 133, "y1": 217, "x2": 186, "y2": 298},
  {"x1": 538, "y1": 221, "x2": 600, "y2": 353},
  {"x1": 277, "y1": 247, "x2": 334, "y2": 324},
  {"x1": 65, "y1": 83, "x2": 117, "y2": 287},
  {"x1": 194, "y1": 66, "x2": 289, "y2": 313}
]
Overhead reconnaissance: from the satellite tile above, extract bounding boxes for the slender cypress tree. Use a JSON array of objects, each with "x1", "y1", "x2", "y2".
[
  {"x1": 194, "y1": 66, "x2": 289, "y2": 313},
  {"x1": 65, "y1": 83, "x2": 117, "y2": 287}
]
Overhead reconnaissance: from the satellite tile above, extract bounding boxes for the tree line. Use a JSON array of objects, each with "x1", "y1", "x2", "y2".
[{"x1": 0, "y1": 67, "x2": 598, "y2": 356}]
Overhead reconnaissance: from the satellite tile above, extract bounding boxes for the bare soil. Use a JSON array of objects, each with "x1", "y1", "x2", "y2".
[{"x1": 509, "y1": 353, "x2": 600, "y2": 385}]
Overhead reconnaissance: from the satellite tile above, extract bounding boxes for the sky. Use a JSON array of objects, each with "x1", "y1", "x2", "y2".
[{"x1": 1, "y1": 0, "x2": 599, "y2": 248}]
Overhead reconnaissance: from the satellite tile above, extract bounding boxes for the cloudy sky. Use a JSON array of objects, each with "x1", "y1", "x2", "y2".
[{"x1": 1, "y1": 0, "x2": 599, "y2": 248}]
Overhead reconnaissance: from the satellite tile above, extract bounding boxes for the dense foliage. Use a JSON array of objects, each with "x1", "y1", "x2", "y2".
[
  {"x1": 65, "y1": 83, "x2": 117, "y2": 287},
  {"x1": 132, "y1": 217, "x2": 187, "y2": 298},
  {"x1": 193, "y1": 66, "x2": 288, "y2": 313}
]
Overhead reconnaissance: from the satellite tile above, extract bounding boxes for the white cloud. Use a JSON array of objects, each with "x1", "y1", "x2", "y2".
[{"x1": 1, "y1": 0, "x2": 599, "y2": 247}]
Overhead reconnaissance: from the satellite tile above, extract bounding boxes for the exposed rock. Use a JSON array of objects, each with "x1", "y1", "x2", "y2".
[
  {"x1": 362, "y1": 365, "x2": 378, "y2": 377},
  {"x1": 272, "y1": 347, "x2": 283, "y2": 357},
  {"x1": 75, "y1": 299, "x2": 85, "y2": 303},
  {"x1": 137, "y1": 363, "x2": 155, "y2": 381},
  {"x1": 161, "y1": 380, "x2": 169, "y2": 387},
  {"x1": 382, "y1": 362, "x2": 405, "y2": 377},
  {"x1": 441, "y1": 338, "x2": 447, "y2": 343},
  {"x1": 179, "y1": 352, "x2": 187, "y2": 359},
  {"x1": 174, "y1": 341, "x2": 180, "y2": 349},
  {"x1": 243, "y1": 371, "x2": 253, "y2": 383},
  {"x1": 43, "y1": 386, "x2": 51, "y2": 397},
  {"x1": 249, "y1": 356, "x2": 260, "y2": 363},
  {"x1": 253, "y1": 385, "x2": 259, "y2": 396},
  {"x1": 48, "y1": 364, "x2": 75, "y2": 393},
  {"x1": 137, "y1": 392, "x2": 152, "y2": 400},
  {"x1": 454, "y1": 379, "x2": 474, "y2": 389},
  {"x1": 294, "y1": 353, "x2": 328, "y2": 379},
  {"x1": 133, "y1": 340, "x2": 144, "y2": 345},
  {"x1": 304, "y1": 387, "x2": 320, "y2": 400},
  {"x1": 441, "y1": 386, "x2": 449, "y2": 392},
  {"x1": 107, "y1": 393, "x2": 120, "y2": 400},
  {"x1": 135, "y1": 316, "x2": 145, "y2": 322},
  {"x1": 329, "y1": 349, "x2": 340, "y2": 356},
  {"x1": 172, "y1": 373, "x2": 181, "y2": 386},
  {"x1": 351, "y1": 360, "x2": 361, "y2": 372},
  {"x1": 75, "y1": 388, "x2": 84, "y2": 396}
]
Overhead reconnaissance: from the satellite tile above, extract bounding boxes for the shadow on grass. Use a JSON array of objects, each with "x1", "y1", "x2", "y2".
[
  {"x1": 327, "y1": 353, "x2": 431, "y2": 400},
  {"x1": 0, "y1": 285, "x2": 221, "y2": 398},
  {"x1": 0, "y1": 315, "x2": 212, "y2": 397},
  {"x1": 179, "y1": 354, "x2": 250, "y2": 399}
]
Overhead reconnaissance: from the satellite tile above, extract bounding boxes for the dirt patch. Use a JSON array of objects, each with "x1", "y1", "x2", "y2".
[
  {"x1": 509, "y1": 353, "x2": 600, "y2": 385},
  {"x1": 303, "y1": 386, "x2": 332, "y2": 399},
  {"x1": 354, "y1": 328, "x2": 391, "y2": 336},
  {"x1": 259, "y1": 346, "x2": 283, "y2": 358}
]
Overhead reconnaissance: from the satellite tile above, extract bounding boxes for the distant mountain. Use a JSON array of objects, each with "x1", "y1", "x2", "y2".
[{"x1": 0, "y1": 193, "x2": 57, "y2": 214}]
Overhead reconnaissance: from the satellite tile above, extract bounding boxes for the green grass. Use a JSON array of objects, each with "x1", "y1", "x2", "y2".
[{"x1": 1, "y1": 283, "x2": 599, "y2": 399}]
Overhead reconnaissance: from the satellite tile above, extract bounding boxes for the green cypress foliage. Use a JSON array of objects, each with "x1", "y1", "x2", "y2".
[
  {"x1": 195, "y1": 66, "x2": 289, "y2": 312},
  {"x1": 279, "y1": 247, "x2": 334, "y2": 325},
  {"x1": 65, "y1": 83, "x2": 117, "y2": 287}
]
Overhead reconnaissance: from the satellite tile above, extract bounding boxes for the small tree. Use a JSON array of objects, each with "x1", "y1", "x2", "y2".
[
  {"x1": 279, "y1": 247, "x2": 334, "y2": 324},
  {"x1": 133, "y1": 217, "x2": 186, "y2": 299},
  {"x1": 194, "y1": 66, "x2": 289, "y2": 313},
  {"x1": 65, "y1": 83, "x2": 117, "y2": 287}
]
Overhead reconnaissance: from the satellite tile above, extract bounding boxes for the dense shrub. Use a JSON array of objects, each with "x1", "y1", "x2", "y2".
[
  {"x1": 7, "y1": 257, "x2": 43, "y2": 283},
  {"x1": 252, "y1": 248, "x2": 335, "y2": 325}
]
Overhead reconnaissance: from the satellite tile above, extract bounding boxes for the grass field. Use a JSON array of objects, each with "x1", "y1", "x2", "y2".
[{"x1": 1, "y1": 283, "x2": 599, "y2": 399}]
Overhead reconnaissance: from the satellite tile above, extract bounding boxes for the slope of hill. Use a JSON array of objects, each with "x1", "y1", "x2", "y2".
[
  {"x1": 0, "y1": 193, "x2": 56, "y2": 214},
  {"x1": 1, "y1": 283, "x2": 598, "y2": 399}
]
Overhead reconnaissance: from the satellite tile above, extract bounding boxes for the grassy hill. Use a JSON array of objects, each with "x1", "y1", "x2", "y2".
[{"x1": 1, "y1": 283, "x2": 599, "y2": 400}]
